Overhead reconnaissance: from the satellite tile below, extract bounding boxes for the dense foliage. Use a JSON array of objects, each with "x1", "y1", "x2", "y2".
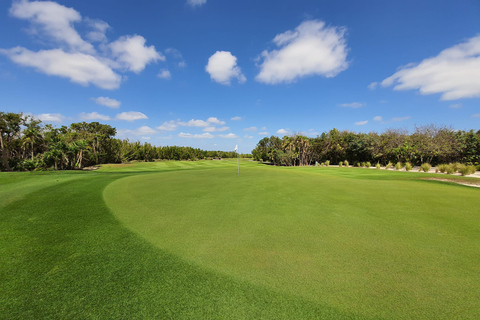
[
  {"x1": 0, "y1": 112, "x2": 244, "y2": 171},
  {"x1": 252, "y1": 126, "x2": 480, "y2": 167}
]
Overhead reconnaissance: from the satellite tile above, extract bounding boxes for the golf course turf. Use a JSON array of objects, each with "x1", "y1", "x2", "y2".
[{"x1": 2, "y1": 160, "x2": 480, "y2": 319}]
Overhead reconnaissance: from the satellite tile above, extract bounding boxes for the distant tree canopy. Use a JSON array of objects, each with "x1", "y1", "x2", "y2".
[
  {"x1": 252, "y1": 125, "x2": 480, "y2": 167},
  {"x1": 0, "y1": 112, "x2": 243, "y2": 171}
]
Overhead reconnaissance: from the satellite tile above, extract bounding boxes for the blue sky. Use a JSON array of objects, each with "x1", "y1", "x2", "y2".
[{"x1": 1, "y1": 0, "x2": 479, "y2": 153}]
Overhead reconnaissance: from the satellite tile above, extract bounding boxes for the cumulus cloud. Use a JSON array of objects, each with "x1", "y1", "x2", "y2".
[
  {"x1": 79, "y1": 112, "x2": 110, "y2": 121},
  {"x1": 449, "y1": 103, "x2": 462, "y2": 109},
  {"x1": 157, "y1": 120, "x2": 177, "y2": 131},
  {"x1": 206, "y1": 117, "x2": 226, "y2": 125},
  {"x1": 338, "y1": 102, "x2": 365, "y2": 108},
  {"x1": 178, "y1": 132, "x2": 214, "y2": 139},
  {"x1": 115, "y1": 111, "x2": 148, "y2": 121},
  {"x1": 218, "y1": 133, "x2": 239, "y2": 138},
  {"x1": 243, "y1": 126, "x2": 257, "y2": 131},
  {"x1": 391, "y1": 116, "x2": 411, "y2": 122},
  {"x1": 244, "y1": 135, "x2": 253, "y2": 139},
  {"x1": 472, "y1": 114, "x2": 480, "y2": 118},
  {"x1": 205, "y1": 51, "x2": 246, "y2": 85},
  {"x1": 157, "y1": 69, "x2": 171, "y2": 79},
  {"x1": 231, "y1": 116, "x2": 242, "y2": 121},
  {"x1": 381, "y1": 35, "x2": 480, "y2": 100},
  {"x1": 368, "y1": 82, "x2": 378, "y2": 90},
  {"x1": 93, "y1": 96, "x2": 121, "y2": 108},
  {"x1": 109, "y1": 35, "x2": 164, "y2": 73},
  {"x1": 187, "y1": 0, "x2": 206, "y2": 7},
  {"x1": 256, "y1": 20, "x2": 348, "y2": 84},
  {"x1": 0, "y1": 47, "x2": 122, "y2": 89},
  {"x1": 2, "y1": 1, "x2": 163, "y2": 90},
  {"x1": 258, "y1": 132, "x2": 269, "y2": 135},
  {"x1": 35, "y1": 113, "x2": 65, "y2": 123},
  {"x1": 203, "y1": 126, "x2": 230, "y2": 132},
  {"x1": 117, "y1": 126, "x2": 156, "y2": 137},
  {"x1": 355, "y1": 120, "x2": 368, "y2": 126},
  {"x1": 373, "y1": 116, "x2": 383, "y2": 122},
  {"x1": 276, "y1": 128, "x2": 289, "y2": 135},
  {"x1": 10, "y1": 0, "x2": 94, "y2": 53},
  {"x1": 178, "y1": 117, "x2": 225, "y2": 127}
]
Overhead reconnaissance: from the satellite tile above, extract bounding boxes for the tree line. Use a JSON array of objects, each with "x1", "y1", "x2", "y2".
[
  {"x1": 0, "y1": 112, "x2": 244, "y2": 171},
  {"x1": 252, "y1": 125, "x2": 480, "y2": 167}
]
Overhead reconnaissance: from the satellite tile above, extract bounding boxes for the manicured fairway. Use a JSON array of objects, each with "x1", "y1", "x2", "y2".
[{"x1": 2, "y1": 161, "x2": 480, "y2": 319}]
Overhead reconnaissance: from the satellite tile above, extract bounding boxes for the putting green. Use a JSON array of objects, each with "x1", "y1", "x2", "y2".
[{"x1": 104, "y1": 165, "x2": 480, "y2": 319}]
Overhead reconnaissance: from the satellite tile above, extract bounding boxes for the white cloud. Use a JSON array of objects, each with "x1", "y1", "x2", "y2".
[
  {"x1": 157, "y1": 69, "x2": 171, "y2": 79},
  {"x1": 79, "y1": 112, "x2": 110, "y2": 121},
  {"x1": 0, "y1": 47, "x2": 122, "y2": 89},
  {"x1": 141, "y1": 136, "x2": 151, "y2": 140},
  {"x1": 157, "y1": 120, "x2": 177, "y2": 131},
  {"x1": 178, "y1": 132, "x2": 214, "y2": 139},
  {"x1": 115, "y1": 111, "x2": 148, "y2": 121},
  {"x1": 187, "y1": 0, "x2": 206, "y2": 7},
  {"x1": 2, "y1": 2, "x2": 163, "y2": 90},
  {"x1": 218, "y1": 133, "x2": 239, "y2": 138},
  {"x1": 203, "y1": 126, "x2": 230, "y2": 132},
  {"x1": 231, "y1": 116, "x2": 242, "y2": 121},
  {"x1": 10, "y1": 0, "x2": 94, "y2": 53},
  {"x1": 368, "y1": 82, "x2": 378, "y2": 90},
  {"x1": 472, "y1": 114, "x2": 480, "y2": 118},
  {"x1": 373, "y1": 116, "x2": 383, "y2": 122},
  {"x1": 93, "y1": 96, "x2": 121, "y2": 108},
  {"x1": 276, "y1": 128, "x2": 289, "y2": 135},
  {"x1": 36, "y1": 113, "x2": 65, "y2": 123},
  {"x1": 355, "y1": 120, "x2": 368, "y2": 126},
  {"x1": 391, "y1": 116, "x2": 411, "y2": 122},
  {"x1": 258, "y1": 132, "x2": 269, "y2": 135},
  {"x1": 338, "y1": 102, "x2": 365, "y2": 108},
  {"x1": 243, "y1": 126, "x2": 257, "y2": 131},
  {"x1": 178, "y1": 119, "x2": 209, "y2": 127},
  {"x1": 205, "y1": 51, "x2": 246, "y2": 85},
  {"x1": 449, "y1": 103, "x2": 462, "y2": 109},
  {"x1": 85, "y1": 19, "x2": 109, "y2": 43},
  {"x1": 109, "y1": 35, "x2": 164, "y2": 73},
  {"x1": 178, "y1": 61, "x2": 186, "y2": 68},
  {"x1": 381, "y1": 35, "x2": 480, "y2": 100},
  {"x1": 256, "y1": 20, "x2": 348, "y2": 84},
  {"x1": 206, "y1": 117, "x2": 225, "y2": 125},
  {"x1": 117, "y1": 126, "x2": 156, "y2": 137},
  {"x1": 244, "y1": 135, "x2": 253, "y2": 139}
]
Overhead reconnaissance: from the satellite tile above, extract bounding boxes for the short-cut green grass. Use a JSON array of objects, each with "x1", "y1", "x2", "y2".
[{"x1": 2, "y1": 160, "x2": 480, "y2": 319}]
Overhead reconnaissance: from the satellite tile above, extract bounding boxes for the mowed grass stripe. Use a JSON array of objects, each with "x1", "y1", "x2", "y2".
[
  {"x1": 1, "y1": 169, "x2": 364, "y2": 319},
  {"x1": 104, "y1": 164, "x2": 480, "y2": 319}
]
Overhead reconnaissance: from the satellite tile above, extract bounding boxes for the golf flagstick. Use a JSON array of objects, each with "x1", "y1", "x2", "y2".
[{"x1": 234, "y1": 144, "x2": 239, "y2": 175}]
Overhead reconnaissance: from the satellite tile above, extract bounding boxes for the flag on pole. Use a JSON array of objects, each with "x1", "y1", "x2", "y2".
[{"x1": 234, "y1": 145, "x2": 238, "y2": 152}]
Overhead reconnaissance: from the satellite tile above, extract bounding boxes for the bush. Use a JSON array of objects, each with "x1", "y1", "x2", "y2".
[
  {"x1": 361, "y1": 162, "x2": 366, "y2": 167},
  {"x1": 386, "y1": 162, "x2": 393, "y2": 169},
  {"x1": 395, "y1": 162, "x2": 403, "y2": 170},
  {"x1": 320, "y1": 162, "x2": 324, "y2": 166},
  {"x1": 344, "y1": 160, "x2": 349, "y2": 167},
  {"x1": 325, "y1": 160, "x2": 330, "y2": 167},
  {"x1": 356, "y1": 162, "x2": 361, "y2": 167},
  {"x1": 366, "y1": 161, "x2": 371, "y2": 168},
  {"x1": 437, "y1": 164, "x2": 448, "y2": 173},
  {"x1": 446, "y1": 164, "x2": 455, "y2": 174},
  {"x1": 339, "y1": 161, "x2": 343, "y2": 167},
  {"x1": 458, "y1": 165, "x2": 477, "y2": 176},
  {"x1": 405, "y1": 162, "x2": 412, "y2": 171},
  {"x1": 420, "y1": 163, "x2": 431, "y2": 172},
  {"x1": 376, "y1": 163, "x2": 381, "y2": 170}
]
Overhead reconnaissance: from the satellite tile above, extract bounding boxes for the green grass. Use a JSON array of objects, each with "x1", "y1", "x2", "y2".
[{"x1": 2, "y1": 160, "x2": 480, "y2": 319}]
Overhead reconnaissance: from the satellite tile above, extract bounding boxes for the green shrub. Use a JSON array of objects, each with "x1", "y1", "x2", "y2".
[
  {"x1": 437, "y1": 164, "x2": 448, "y2": 173},
  {"x1": 395, "y1": 162, "x2": 403, "y2": 170},
  {"x1": 459, "y1": 165, "x2": 472, "y2": 176},
  {"x1": 469, "y1": 165, "x2": 477, "y2": 175},
  {"x1": 386, "y1": 162, "x2": 393, "y2": 169},
  {"x1": 325, "y1": 160, "x2": 330, "y2": 167},
  {"x1": 344, "y1": 160, "x2": 349, "y2": 167},
  {"x1": 376, "y1": 163, "x2": 381, "y2": 170},
  {"x1": 361, "y1": 162, "x2": 366, "y2": 167},
  {"x1": 366, "y1": 161, "x2": 371, "y2": 168},
  {"x1": 405, "y1": 162, "x2": 412, "y2": 171},
  {"x1": 446, "y1": 164, "x2": 455, "y2": 174},
  {"x1": 320, "y1": 162, "x2": 324, "y2": 166},
  {"x1": 339, "y1": 161, "x2": 343, "y2": 167},
  {"x1": 356, "y1": 162, "x2": 361, "y2": 167},
  {"x1": 420, "y1": 163, "x2": 431, "y2": 172}
]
